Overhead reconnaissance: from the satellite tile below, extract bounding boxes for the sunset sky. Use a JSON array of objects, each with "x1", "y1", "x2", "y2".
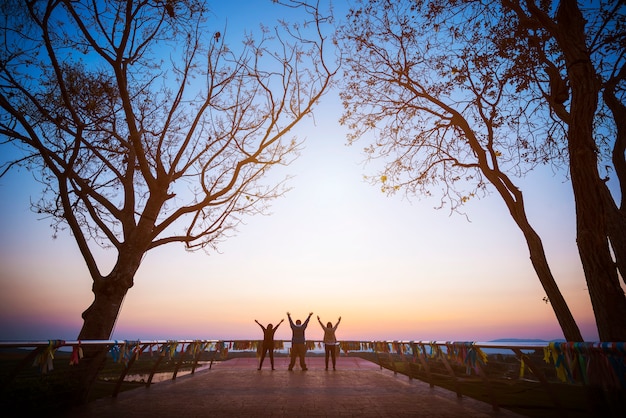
[{"x1": 0, "y1": 1, "x2": 607, "y2": 344}]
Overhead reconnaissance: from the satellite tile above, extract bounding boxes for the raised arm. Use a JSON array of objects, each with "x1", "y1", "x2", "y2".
[
  {"x1": 254, "y1": 319, "x2": 265, "y2": 330},
  {"x1": 275, "y1": 318, "x2": 285, "y2": 330},
  {"x1": 334, "y1": 316, "x2": 342, "y2": 330},
  {"x1": 303, "y1": 312, "x2": 313, "y2": 327},
  {"x1": 317, "y1": 315, "x2": 325, "y2": 328}
]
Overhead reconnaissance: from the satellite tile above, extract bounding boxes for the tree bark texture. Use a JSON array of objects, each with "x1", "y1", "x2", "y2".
[
  {"x1": 555, "y1": 0, "x2": 626, "y2": 341},
  {"x1": 78, "y1": 270, "x2": 133, "y2": 340},
  {"x1": 602, "y1": 79, "x2": 626, "y2": 283},
  {"x1": 75, "y1": 253, "x2": 141, "y2": 401}
]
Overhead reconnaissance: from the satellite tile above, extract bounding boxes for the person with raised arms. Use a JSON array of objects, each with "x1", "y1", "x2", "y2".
[
  {"x1": 254, "y1": 318, "x2": 284, "y2": 370},
  {"x1": 318, "y1": 315, "x2": 341, "y2": 370},
  {"x1": 287, "y1": 311, "x2": 312, "y2": 371}
]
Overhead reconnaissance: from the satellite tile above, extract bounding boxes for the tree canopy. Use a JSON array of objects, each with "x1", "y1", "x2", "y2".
[
  {"x1": 0, "y1": 0, "x2": 336, "y2": 341},
  {"x1": 337, "y1": 0, "x2": 625, "y2": 340}
]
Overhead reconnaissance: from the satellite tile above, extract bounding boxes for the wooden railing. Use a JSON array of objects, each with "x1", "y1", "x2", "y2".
[
  {"x1": 341, "y1": 340, "x2": 625, "y2": 416},
  {"x1": 1, "y1": 339, "x2": 624, "y2": 415}
]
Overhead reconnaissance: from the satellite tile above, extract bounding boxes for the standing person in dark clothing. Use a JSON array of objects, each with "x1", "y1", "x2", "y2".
[
  {"x1": 317, "y1": 315, "x2": 341, "y2": 370},
  {"x1": 255, "y1": 318, "x2": 284, "y2": 370},
  {"x1": 287, "y1": 311, "x2": 312, "y2": 371}
]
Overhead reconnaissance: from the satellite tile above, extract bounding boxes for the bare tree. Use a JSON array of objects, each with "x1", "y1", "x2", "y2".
[
  {"x1": 0, "y1": 0, "x2": 336, "y2": 345},
  {"x1": 500, "y1": 0, "x2": 626, "y2": 343},
  {"x1": 337, "y1": 0, "x2": 587, "y2": 340}
]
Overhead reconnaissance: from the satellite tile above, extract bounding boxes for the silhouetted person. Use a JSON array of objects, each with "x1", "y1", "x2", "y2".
[
  {"x1": 255, "y1": 318, "x2": 284, "y2": 370},
  {"x1": 318, "y1": 315, "x2": 341, "y2": 370},
  {"x1": 287, "y1": 311, "x2": 312, "y2": 371}
]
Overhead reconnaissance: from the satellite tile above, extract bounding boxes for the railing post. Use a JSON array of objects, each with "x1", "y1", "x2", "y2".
[
  {"x1": 407, "y1": 342, "x2": 427, "y2": 387},
  {"x1": 172, "y1": 343, "x2": 187, "y2": 380},
  {"x1": 147, "y1": 345, "x2": 166, "y2": 387},
  {"x1": 190, "y1": 341, "x2": 202, "y2": 374},
  {"x1": 436, "y1": 343, "x2": 462, "y2": 398},
  {"x1": 113, "y1": 343, "x2": 149, "y2": 397},
  {"x1": 388, "y1": 342, "x2": 398, "y2": 375},
  {"x1": 3, "y1": 337, "x2": 623, "y2": 417},
  {"x1": 512, "y1": 348, "x2": 567, "y2": 418},
  {"x1": 472, "y1": 357, "x2": 499, "y2": 412}
]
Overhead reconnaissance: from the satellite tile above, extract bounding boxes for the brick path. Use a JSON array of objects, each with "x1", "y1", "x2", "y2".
[{"x1": 67, "y1": 357, "x2": 524, "y2": 417}]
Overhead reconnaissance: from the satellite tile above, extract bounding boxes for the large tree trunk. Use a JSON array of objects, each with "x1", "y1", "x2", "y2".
[
  {"x1": 602, "y1": 77, "x2": 626, "y2": 284},
  {"x1": 75, "y1": 261, "x2": 138, "y2": 402},
  {"x1": 78, "y1": 271, "x2": 132, "y2": 340},
  {"x1": 556, "y1": 0, "x2": 626, "y2": 341},
  {"x1": 72, "y1": 184, "x2": 165, "y2": 401},
  {"x1": 603, "y1": 186, "x2": 626, "y2": 285},
  {"x1": 570, "y1": 165, "x2": 626, "y2": 341}
]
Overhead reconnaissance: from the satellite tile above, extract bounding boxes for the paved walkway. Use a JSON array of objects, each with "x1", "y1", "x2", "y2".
[{"x1": 67, "y1": 357, "x2": 524, "y2": 417}]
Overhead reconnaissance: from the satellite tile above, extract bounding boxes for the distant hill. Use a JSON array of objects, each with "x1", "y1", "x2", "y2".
[{"x1": 489, "y1": 338, "x2": 566, "y2": 343}]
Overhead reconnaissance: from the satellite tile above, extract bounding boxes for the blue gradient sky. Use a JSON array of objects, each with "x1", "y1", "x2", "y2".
[{"x1": 0, "y1": 0, "x2": 604, "y2": 343}]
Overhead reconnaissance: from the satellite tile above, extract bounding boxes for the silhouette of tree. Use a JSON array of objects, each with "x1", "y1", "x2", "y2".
[
  {"x1": 338, "y1": 0, "x2": 624, "y2": 341},
  {"x1": 0, "y1": 0, "x2": 335, "y2": 344},
  {"x1": 500, "y1": 0, "x2": 626, "y2": 344}
]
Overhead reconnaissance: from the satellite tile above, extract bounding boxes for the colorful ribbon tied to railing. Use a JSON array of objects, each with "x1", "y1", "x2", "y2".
[
  {"x1": 339, "y1": 341, "x2": 361, "y2": 353},
  {"x1": 33, "y1": 340, "x2": 65, "y2": 373},
  {"x1": 160, "y1": 341, "x2": 179, "y2": 359},
  {"x1": 120, "y1": 340, "x2": 141, "y2": 366},
  {"x1": 603, "y1": 342, "x2": 626, "y2": 388},
  {"x1": 214, "y1": 341, "x2": 229, "y2": 359},
  {"x1": 412, "y1": 343, "x2": 424, "y2": 362},
  {"x1": 70, "y1": 341, "x2": 83, "y2": 366},
  {"x1": 591, "y1": 342, "x2": 626, "y2": 389},
  {"x1": 445, "y1": 342, "x2": 457, "y2": 361},
  {"x1": 186, "y1": 341, "x2": 205, "y2": 357},
  {"x1": 392, "y1": 342, "x2": 411, "y2": 360},
  {"x1": 429, "y1": 343, "x2": 442, "y2": 359},
  {"x1": 110, "y1": 341, "x2": 121, "y2": 363},
  {"x1": 391, "y1": 342, "x2": 407, "y2": 355},
  {"x1": 519, "y1": 357, "x2": 526, "y2": 379},
  {"x1": 544, "y1": 342, "x2": 573, "y2": 383},
  {"x1": 563, "y1": 342, "x2": 593, "y2": 385},
  {"x1": 233, "y1": 340, "x2": 257, "y2": 351},
  {"x1": 460, "y1": 342, "x2": 487, "y2": 375},
  {"x1": 373, "y1": 342, "x2": 390, "y2": 353}
]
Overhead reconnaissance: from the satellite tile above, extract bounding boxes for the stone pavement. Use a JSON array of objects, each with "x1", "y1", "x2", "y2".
[{"x1": 67, "y1": 356, "x2": 524, "y2": 417}]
